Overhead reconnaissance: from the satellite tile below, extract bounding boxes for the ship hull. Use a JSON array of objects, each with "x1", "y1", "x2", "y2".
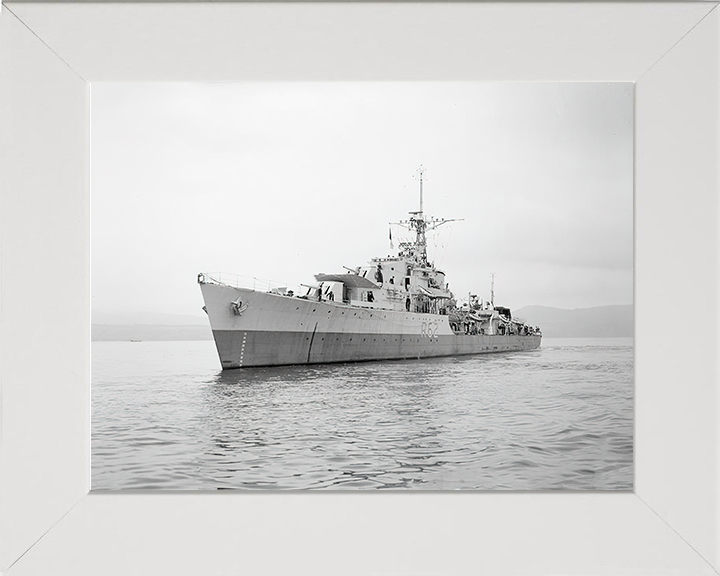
[{"x1": 200, "y1": 282, "x2": 541, "y2": 369}]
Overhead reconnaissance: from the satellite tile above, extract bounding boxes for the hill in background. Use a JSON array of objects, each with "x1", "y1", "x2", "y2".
[
  {"x1": 92, "y1": 311, "x2": 208, "y2": 326},
  {"x1": 91, "y1": 310, "x2": 212, "y2": 341},
  {"x1": 92, "y1": 324, "x2": 213, "y2": 342},
  {"x1": 91, "y1": 305, "x2": 633, "y2": 341},
  {"x1": 513, "y1": 305, "x2": 633, "y2": 338}
]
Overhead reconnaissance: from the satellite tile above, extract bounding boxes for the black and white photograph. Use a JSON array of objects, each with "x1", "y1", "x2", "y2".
[
  {"x1": 91, "y1": 81, "x2": 633, "y2": 491},
  {"x1": 6, "y1": 1, "x2": 720, "y2": 573}
]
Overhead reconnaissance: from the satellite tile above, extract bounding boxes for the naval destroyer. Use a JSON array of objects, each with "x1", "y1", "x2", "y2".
[{"x1": 199, "y1": 169, "x2": 541, "y2": 369}]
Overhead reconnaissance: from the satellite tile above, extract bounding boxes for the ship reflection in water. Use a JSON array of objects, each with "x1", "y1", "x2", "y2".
[{"x1": 91, "y1": 338, "x2": 633, "y2": 491}]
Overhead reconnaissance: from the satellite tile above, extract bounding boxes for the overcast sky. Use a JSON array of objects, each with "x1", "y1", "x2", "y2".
[{"x1": 91, "y1": 82, "x2": 633, "y2": 320}]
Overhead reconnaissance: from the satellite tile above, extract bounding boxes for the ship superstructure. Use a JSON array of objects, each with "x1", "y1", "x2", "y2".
[{"x1": 199, "y1": 169, "x2": 541, "y2": 369}]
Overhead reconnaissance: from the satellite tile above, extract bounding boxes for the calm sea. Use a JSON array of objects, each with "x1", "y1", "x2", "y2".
[{"x1": 91, "y1": 338, "x2": 633, "y2": 490}]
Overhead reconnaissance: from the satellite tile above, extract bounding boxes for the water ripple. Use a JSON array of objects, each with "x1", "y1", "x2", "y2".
[{"x1": 92, "y1": 337, "x2": 633, "y2": 490}]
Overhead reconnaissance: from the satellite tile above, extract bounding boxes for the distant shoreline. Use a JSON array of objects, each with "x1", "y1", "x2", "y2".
[
  {"x1": 514, "y1": 304, "x2": 633, "y2": 338},
  {"x1": 91, "y1": 306, "x2": 632, "y2": 339},
  {"x1": 92, "y1": 324, "x2": 213, "y2": 342},
  {"x1": 91, "y1": 331, "x2": 633, "y2": 343},
  {"x1": 92, "y1": 304, "x2": 632, "y2": 341}
]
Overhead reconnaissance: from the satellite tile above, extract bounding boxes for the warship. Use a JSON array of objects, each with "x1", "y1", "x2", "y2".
[{"x1": 199, "y1": 169, "x2": 541, "y2": 369}]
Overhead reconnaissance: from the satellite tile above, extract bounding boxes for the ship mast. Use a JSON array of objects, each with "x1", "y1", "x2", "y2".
[
  {"x1": 419, "y1": 165, "x2": 424, "y2": 214},
  {"x1": 391, "y1": 166, "x2": 461, "y2": 266},
  {"x1": 413, "y1": 166, "x2": 428, "y2": 265}
]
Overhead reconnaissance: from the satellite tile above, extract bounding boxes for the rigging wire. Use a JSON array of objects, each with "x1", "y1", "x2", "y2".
[{"x1": 437, "y1": 221, "x2": 455, "y2": 268}]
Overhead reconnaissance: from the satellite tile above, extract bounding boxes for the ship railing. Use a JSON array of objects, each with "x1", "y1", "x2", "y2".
[{"x1": 198, "y1": 272, "x2": 305, "y2": 296}]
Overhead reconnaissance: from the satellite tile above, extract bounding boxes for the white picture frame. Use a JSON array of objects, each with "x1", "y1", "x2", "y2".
[{"x1": 1, "y1": 2, "x2": 718, "y2": 574}]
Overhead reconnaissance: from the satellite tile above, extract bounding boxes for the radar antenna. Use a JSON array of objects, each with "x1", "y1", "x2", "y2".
[{"x1": 390, "y1": 166, "x2": 462, "y2": 266}]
